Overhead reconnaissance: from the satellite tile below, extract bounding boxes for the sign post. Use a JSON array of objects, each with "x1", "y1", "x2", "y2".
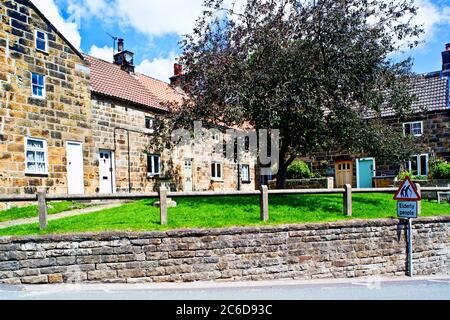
[{"x1": 393, "y1": 177, "x2": 421, "y2": 277}]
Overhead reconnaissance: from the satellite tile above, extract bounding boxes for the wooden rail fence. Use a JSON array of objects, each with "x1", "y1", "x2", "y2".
[{"x1": 0, "y1": 184, "x2": 447, "y2": 230}]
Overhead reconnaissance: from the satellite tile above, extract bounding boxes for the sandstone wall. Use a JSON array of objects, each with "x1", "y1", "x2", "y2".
[
  {"x1": 91, "y1": 94, "x2": 257, "y2": 192},
  {"x1": 0, "y1": 0, "x2": 97, "y2": 195},
  {"x1": 0, "y1": 217, "x2": 448, "y2": 285},
  {"x1": 310, "y1": 110, "x2": 450, "y2": 187}
]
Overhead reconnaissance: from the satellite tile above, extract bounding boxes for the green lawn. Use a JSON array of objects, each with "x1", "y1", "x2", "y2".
[
  {"x1": 0, "y1": 193, "x2": 449, "y2": 237},
  {"x1": 0, "y1": 201, "x2": 90, "y2": 223}
]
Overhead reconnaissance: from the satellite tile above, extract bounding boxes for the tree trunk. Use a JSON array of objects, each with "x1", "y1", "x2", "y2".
[{"x1": 276, "y1": 163, "x2": 288, "y2": 189}]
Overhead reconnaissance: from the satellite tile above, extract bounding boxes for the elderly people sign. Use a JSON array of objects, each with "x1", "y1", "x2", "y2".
[{"x1": 394, "y1": 177, "x2": 421, "y2": 219}]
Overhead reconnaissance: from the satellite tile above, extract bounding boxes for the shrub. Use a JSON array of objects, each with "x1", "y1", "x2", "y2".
[
  {"x1": 429, "y1": 159, "x2": 450, "y2": 179},
  {"x1": 397, "y1": 170, "x2": 427, "y2": 181},
  {"x1": 287, "y1": 160, "x2": 312, "y2": 179}
]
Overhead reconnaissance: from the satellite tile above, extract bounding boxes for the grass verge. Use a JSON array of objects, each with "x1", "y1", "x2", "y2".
[
  {"x1": 0, "y1": 193, "x2": 448, "y2": 237},
  {"x1": 0, "y1": 201, "x2": 90, "y2": 223}
]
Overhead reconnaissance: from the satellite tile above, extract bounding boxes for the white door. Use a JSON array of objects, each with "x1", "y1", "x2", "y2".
[
  {"x1": 184, "y1": 159, "x2": 193, "y2": 192},
  {"x1": 99, "y1": 150, "x2": 114, "y2": 194},
  {"x1": 66, "y1": 142, "x2": 85, "y2": 194}
]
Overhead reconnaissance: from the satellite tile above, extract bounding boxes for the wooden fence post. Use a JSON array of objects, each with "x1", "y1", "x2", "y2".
[
  {"x1": 37, "y1": 190, "x2": 48, "y2": 230},
  {"x1": 344, "y1": 184, "x2": 352, "y2": 217},
  {"x1": 260, "y1": 185, "x2": 269, "y2": 221},
  {"x1": 416, "y1": 183, "x2": 422, "y2": 216},
  {"x1": 327, "y1": 177, "x2": 335, "y2": 190},
  {"x1": 159, "y1": 186, "x2": 168, "y2": 225}
]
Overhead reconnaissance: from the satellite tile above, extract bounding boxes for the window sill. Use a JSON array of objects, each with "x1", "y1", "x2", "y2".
[
  {"x1": 241, "y1": 181, "x2": 252, "y2": 184},
  {"x1": 36, "y1": 48, "x2": 49, "y2": 55},
  {"x1": 211, "y1": 179, "x2": 224, "y2": 183},
  {"x1": 31, "y1": 95, "x2": 46, "y2": 100},
  {"x1": 147, "y1": 174, "x2": 160, "y2": 179},
  {"x1": 25, "y1": 173, "x2": 49, "y2": 177}
]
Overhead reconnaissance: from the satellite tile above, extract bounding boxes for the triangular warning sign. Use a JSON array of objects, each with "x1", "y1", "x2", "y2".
[{"x1": 394, "y1": 176, "x2": 421, "y2": 201}]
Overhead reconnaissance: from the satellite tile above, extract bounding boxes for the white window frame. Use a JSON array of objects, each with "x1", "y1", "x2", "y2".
[
  {"x1": 25, "y1": 137, "x2": 48, "y2": 175},
  {"x1": 403, "y1": 121, "x2": 423, "y2": 137},
  {"x1": 35, "y1": 29, "x2": 48, "y2": 53},
  {"x1": 211, "y1": 162, "x2": 223, "y2": 181},
  {"x1": 145, "y1": 116, "x2": 155, "y2": 132},
  {"x1": 241, "y1": 164, "x2": 251, "y2": 183},
  {"x1": 408, "y1": 154, "x2": 429, "y2": 177},
  {"x1": 31, "y1": 73, "x2": 46, "y2": 99},
  {"x1": 147, "y1": 154, "x2": 161, "y2": 177}
]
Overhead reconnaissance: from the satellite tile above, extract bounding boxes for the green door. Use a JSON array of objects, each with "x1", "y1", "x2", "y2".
[{"x1": 358, "y1": 159, "x2": 374, "y2": 188}]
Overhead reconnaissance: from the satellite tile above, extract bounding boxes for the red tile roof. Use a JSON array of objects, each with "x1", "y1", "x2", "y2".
[
  {"x1": 136, "y1": 73, "x2": 185, "y2": 106},
  {"x1": 84, "y1": 54, "x2": 185, "y2": 112}
]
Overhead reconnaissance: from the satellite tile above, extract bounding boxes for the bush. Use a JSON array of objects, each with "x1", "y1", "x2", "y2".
[
  {"x1": 287, "y1": 160, "x2": 312, "y2": 179},
  {"x1": 429, "y1": 159, "x2": 450, "y2": 179},
  {"x1": 397, "y1": 170, "x2": 427, "y2": 181}
]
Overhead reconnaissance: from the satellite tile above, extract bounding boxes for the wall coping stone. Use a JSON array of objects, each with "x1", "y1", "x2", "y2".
[{"x1": 0, "y1": 216, "x2": 448, "y2": 243}]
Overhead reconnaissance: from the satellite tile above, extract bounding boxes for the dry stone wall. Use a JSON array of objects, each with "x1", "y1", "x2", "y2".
[{"x1": 0, "y1": 217, "x2": 448, "y2": 285}]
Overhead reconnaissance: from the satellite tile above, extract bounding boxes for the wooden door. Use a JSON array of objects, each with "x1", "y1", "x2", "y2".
[{"x1": 336, "y1": 161, "x2": 353, "y2": 188}]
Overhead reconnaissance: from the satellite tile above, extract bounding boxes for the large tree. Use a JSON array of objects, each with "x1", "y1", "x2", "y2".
[{"x1": 160, "y1": 0, "x2": 423, "y2": 188}]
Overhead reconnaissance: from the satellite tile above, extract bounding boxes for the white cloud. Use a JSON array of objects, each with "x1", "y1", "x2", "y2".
[
  {"x1": 136, "y1": 52, "x2": 178, "y2": 83},
  {"x1": 31, "y1": 0, "x2": 82, "y2": 49},
  {"x1": 66, "y1": 0, "x2": 246, "y2": 37},
  {"x1": 88, "y1": 45, "x2": 114, "y2": 62},
  {"x1": 412, "y1": 0, "x2": 447, "y2": 44}
]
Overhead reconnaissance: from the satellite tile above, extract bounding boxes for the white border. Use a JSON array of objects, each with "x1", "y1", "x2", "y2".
[
  {"x1": 35, "y1": 29, "x2": 49, "y2": 53},
  {"x1": 402, "y1": 121, "x2": 424, "y2": 137},
  {"x1": 408, "y1": 154, "x2": 429, "y2": 176},
  {"x1": 31, "y1": 72, "x2": 46, "y2": 99},
  {"x1": 24, "y1": 137, "x2": 48, "y2": 175},
  {"x1": 211, "y1": 161, "x2": 223, "y2": 182}
]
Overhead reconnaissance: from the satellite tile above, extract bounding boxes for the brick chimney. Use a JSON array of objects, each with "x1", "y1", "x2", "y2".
[
  {"x1": 442, "y1": 43, "x2": 450, "y2": 76},
  {"x1": 170, "y1": 63, "x2": 183, "y2": 87},
  {"x1": 113, "y1": 38, "x2": 135, "y2": 73}
]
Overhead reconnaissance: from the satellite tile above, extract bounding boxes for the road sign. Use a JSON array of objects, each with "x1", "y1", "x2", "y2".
[
  {"x1": 393, "y1": 177, "x2": 421, "y2": 201},
  {"x1": 397, "y1": 201, "x2": 418, "y2": 219}
]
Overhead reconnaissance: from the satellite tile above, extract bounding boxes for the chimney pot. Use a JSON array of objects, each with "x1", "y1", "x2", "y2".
[
  {"x1": 118, "y1": 38, "x2": 124, "y2": 52},
  {"x1": 446, "y1": 43, "x2": 450, "y2": 51},
  {"x1": 174, "y1": 63, "x2": 183, "y2": 76}
]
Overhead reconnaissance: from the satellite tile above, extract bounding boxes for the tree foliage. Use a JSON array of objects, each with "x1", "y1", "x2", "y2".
[{"x1": 160, "y1": 0, "x2": 423, "y2": 188}]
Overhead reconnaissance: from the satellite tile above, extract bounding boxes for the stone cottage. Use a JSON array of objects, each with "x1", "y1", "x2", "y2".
[
  {"x1": 85, "y1": 41, "x2": 257, "y2": 193},
  {"x1": 309, "y1": 44, "x2": 450, "y2": 188},
  {"x1": 0, "y1": 0, "x2": 257, "y2": 196},
  {"x1": 0, "y1": 0, "x2": 97, "y2": 196}
]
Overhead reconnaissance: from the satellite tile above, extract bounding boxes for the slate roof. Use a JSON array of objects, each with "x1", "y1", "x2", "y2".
[
  {"x1": 83, "y1": 55, "x2": 185, "y2": 112},
  {"x1": 380, "y1": 72, "x2": 449, "y2": 117}
]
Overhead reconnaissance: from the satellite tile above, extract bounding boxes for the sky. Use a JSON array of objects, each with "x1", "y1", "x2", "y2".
[{"x1": 31, "y1": 0, "x2": 450, "y2": 83}]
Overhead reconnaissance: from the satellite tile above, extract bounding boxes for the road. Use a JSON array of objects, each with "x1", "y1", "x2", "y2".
[{"x1": 1, "y1": 276, "x2": 449, "y2": 300}]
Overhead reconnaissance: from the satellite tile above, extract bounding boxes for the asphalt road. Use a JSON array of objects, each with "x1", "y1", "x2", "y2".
[{"x1": 1, "y1": 276, "x2": 449, "y2": 300}]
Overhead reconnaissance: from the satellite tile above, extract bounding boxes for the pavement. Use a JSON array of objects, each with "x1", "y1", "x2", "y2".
[
  {"x1": 1, "y1": 275, "x2": 449, "y2": 300},
  {"x1": 0, "y1": 202, "x2": 124, "y2": 230}
]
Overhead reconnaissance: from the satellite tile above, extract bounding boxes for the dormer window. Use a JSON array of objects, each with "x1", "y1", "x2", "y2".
[{"x1": 35, "y1": 30, "x2": 48, "y2": 52}]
